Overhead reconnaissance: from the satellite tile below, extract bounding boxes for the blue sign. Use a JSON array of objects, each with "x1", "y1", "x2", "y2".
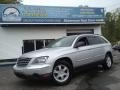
[{"x1": 0, "y1": 4, "x2": 105, "y2": 24}]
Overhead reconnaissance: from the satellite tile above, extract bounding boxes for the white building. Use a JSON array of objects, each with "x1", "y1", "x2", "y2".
[{"x1": 0, "y1": 4, "x2": 105, "y2": 60}]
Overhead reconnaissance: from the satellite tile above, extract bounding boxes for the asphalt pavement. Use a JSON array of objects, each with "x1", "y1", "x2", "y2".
[{"x1": 0, "y1": 50, "x2": 120, "y2": 90}]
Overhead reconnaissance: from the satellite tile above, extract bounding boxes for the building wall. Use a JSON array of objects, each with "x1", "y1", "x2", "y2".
[
  {"x1": 0, "y1": 26, "x2": 66, "y2": 59},
  {"x1": 0, "y1": 25, "x2": 101, "y2": 59},
  {"x1": 94, "y1": 25, "x2": 101, "y2": 35}
]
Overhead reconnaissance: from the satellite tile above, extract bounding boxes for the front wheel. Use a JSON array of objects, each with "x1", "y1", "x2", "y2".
[
  {"x1": 102, "y1": 54, "x2": 113, "y2": 70},
  {"x1": 52, "y1": 61, "x2": 72, "y2": 85}
]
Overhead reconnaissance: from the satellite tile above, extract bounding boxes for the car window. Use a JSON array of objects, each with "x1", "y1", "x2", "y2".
[
  {"x1": 87, "y1": 36, "x2": 107, "y2": 45},
  {"x1": 74, "y1": 37, "x2": 89, "y2": 47},
  {"x1": 98, "y1": 36, "x2": 108, "y2": 43},
  {"x1": 46, "y1": 35, "x2": 77, "y2": 48}
]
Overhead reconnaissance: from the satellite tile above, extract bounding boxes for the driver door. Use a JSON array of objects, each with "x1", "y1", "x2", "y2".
[{"x1": 71, "y1": 36, "x2": 95, "y2": 67}]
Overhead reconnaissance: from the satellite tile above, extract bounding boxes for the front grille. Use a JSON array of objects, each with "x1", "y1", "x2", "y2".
[{"x1": 17, "y1": 58, "x2": 31, "y2": 66}]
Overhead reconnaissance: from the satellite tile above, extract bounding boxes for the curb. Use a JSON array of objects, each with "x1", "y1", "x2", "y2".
[
  {"x1": 0, "y1": 62, "x2": 16, "y2": 66},
  {"x1": 0, "y1": 59, "x2": 17, "y2": 66}
]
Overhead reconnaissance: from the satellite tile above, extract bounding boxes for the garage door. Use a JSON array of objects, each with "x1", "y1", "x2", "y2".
[{"x1": 67, "y1": 29, "x2": 94, "y2": 36}]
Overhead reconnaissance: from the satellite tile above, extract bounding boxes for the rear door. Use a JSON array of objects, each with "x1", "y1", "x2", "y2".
[{"x1": 86, "y1": 35, "x2": 106, "y2": 62}]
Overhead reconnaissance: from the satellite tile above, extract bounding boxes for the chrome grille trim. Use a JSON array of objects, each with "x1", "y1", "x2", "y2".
[{"x1": 17, "y1": 58, "x2": 31, "y2": 66}]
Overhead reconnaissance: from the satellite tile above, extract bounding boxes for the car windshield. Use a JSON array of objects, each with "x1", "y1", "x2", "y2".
[{"x1": 46, "y1": 36, "x2": 77, "y2": 48}]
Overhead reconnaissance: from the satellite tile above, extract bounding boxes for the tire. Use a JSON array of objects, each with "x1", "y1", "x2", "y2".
[
  {"x1": 102, "y1": 54, "x2": 113, "y2": 70},
  {"x1": 51, "y1": 60, "x2": 73, "y2": 85}
]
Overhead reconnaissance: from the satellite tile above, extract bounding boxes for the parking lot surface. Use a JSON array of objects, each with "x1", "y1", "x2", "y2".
[{"x1": 0, "y1": 51, "x2": 120, "y2": 90}]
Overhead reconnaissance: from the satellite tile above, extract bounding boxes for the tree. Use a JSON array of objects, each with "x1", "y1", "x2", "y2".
[
  {"x1": 102, "y1": 8, "x2": 120, "y2": 44},
  {"x1": 0, "y1": 0, "x2": 22, "y2": 4}
]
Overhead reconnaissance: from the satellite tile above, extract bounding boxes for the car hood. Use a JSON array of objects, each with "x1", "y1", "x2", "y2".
[{"x1": 21, "y1": 47, "x2": 71, "y2": 58}]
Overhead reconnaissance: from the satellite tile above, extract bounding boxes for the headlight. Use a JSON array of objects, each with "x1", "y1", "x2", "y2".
[{"x1": 32, "y1": 56, "x2": 49, "y2": 64}]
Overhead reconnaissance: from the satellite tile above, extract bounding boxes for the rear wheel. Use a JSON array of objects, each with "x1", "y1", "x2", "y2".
[
  {"x1": 52, "y1": 61, "x2": 72, "y2": 85},
  {"x1": 102, "y1": 54, "x2": 113, "y2": 70}
]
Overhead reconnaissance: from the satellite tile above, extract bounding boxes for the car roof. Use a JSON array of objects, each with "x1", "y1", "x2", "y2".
[
  {"x1": 66, "y1": 34, "x2": 101, "y2": 38},
  {"x1": 78, "y1": 34, "x2": 101, "y2": 37},
  {"x1": 63, "y1": 34, "x2": 102, "y2": 39}
]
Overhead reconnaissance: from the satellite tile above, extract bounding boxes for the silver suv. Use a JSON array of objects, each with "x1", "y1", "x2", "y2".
[{"x1": 13, "y1": 34, "x2": 113, "y2": 85}]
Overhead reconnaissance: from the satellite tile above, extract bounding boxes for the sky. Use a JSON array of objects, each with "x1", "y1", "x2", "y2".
[{"x1": 22, "y1": 0, "x2": 120, "y2": 11}]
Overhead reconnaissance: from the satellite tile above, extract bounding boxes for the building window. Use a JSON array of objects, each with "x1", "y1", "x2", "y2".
[
  {"x1": 36, "y1": 40, "x2": 44, "y2": 50},
  {"x1": 23, "y1": 40, "x2": 34, "y2": 53},
  {"x1": 23, "y1": 39, "x2": 54, "y2": 53}
]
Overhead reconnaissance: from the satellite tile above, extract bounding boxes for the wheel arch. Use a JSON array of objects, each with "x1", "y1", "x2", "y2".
[{"x1": 54, "y1": 57, "x2": 73, "y2": 69}]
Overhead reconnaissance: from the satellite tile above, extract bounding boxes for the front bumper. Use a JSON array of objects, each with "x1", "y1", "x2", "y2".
[{"x1": 13, "y1": 64, "x2": 52, "y2": 78}]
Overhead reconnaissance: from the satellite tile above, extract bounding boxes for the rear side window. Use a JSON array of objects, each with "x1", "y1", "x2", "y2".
[
  {"x1": 87, "y1": 36, "x2": 107, "y2": 45},
  {"x1": 98, "y1": 36, "x2": 108, "y2": 43}
]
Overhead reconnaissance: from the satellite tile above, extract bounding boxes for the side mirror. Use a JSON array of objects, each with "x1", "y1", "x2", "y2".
[{"x1": 74, "y1": 41, "x2": 85, "y2": 48}]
